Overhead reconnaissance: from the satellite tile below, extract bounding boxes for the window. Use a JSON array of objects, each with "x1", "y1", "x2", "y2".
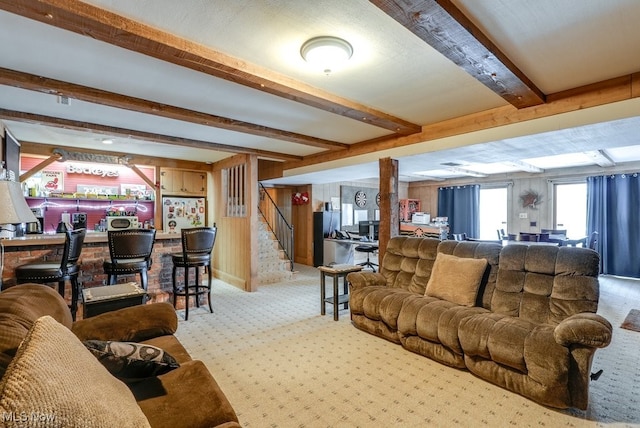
[
  {"x1": 554, "y1": 182, "x2": 587, "y2": 238},
  {"x1": 479, "y1": 187, "x2": 508, "y2": 240}
]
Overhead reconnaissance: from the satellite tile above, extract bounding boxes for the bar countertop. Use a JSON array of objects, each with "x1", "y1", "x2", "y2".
[{"x1": 0, "y1": 230, "x2": 181, "y2": 247}]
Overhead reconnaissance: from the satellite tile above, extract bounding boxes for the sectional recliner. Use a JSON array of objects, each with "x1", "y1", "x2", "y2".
[{"x1": 347, "y1": 236, "x2": 612, "y2": 410}]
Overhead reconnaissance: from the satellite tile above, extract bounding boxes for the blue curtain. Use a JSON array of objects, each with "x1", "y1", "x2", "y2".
[
  {"x1": 587, "y1": 173, "x2": 640, "y2": 277},
  {"x1": 437, "y1": 185, "x2": 480, "y2": 238}
]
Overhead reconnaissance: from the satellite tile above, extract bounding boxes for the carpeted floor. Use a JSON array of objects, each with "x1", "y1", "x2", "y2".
[{"x1": 175, "y1": 266, "x2": 640, "y2": 427}]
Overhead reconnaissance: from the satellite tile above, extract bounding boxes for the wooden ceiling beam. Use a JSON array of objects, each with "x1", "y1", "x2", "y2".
[
  {"x1": 370, "y1": 0, "x2": 546, "y2": 108},
  {"x1": 0, "y1": 67, "x2": 345, "y2": 151},
  {"x1": 19, "y1": 141, "x2": 208, "y2": 170},
  {"x1": 0, "y1": 109, "x2": 303, "y2": 162},
  {"x1": 287, "y1": 74, "x2": 634, "y2": 170},
  {"x1": 0, "y1": 0, "x2": 421, "y2": 136}
]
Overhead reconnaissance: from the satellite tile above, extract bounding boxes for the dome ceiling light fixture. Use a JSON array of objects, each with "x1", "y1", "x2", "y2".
[{"x1": 300, "y1": 36, "x2": 353, "y2": 74}]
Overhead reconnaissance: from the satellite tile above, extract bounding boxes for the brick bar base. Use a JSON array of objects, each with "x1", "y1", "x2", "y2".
[{"x1": 1, "y1": 235, "x2": 204, "y2": 310}]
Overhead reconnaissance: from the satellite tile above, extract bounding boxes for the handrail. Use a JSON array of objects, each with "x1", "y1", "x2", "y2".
[{"x1": 258, "y1": 183, "x2": 294, "y2": 271}]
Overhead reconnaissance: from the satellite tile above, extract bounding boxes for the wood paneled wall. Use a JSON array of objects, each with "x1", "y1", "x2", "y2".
[{"x1": 211, "y1": 153, "x2": 259, "y2": 291}]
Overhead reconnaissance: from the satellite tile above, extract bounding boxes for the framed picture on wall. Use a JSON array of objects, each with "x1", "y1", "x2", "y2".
[{"x1": 42, "y1": 170, "x2": 64, "y2": 192}]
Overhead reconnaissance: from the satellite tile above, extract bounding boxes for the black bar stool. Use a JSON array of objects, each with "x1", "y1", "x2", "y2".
[
  {"x1": 103, "y1": 229, "x2": 156, "y2": 291},
  {"x1": 355, "y1": 244, "x2": 378, "y2": 272},
  {"x1": 15, "y1": 228, "x2": 86, "y2": 320},
  {"x1": 172, "y1": 226, "x2": 217, "y2": 320}
]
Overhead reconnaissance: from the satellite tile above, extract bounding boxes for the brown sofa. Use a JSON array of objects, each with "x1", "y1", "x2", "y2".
[
  {"x1": 348, "y1": 237, "x2": 612, "y2": 410},
  {"x1": 0, "y1": 284, "x2": 239, "y2": 428}
]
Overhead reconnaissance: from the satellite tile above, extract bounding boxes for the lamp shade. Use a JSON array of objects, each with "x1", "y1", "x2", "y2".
[{"x1": 0, "y1": 180, "x2": 38, "y2": 224}]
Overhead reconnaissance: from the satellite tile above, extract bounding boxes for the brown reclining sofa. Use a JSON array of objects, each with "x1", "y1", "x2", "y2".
[{"x1": 347, "y1": 236, "x2": 612, "y2": 409}]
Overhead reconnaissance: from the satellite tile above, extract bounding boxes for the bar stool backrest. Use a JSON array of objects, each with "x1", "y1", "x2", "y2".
[
  {"x1": 63, "y1": 228, "x2": 87, "y2": 273},
  {"x1": 181, "y1": 227, "x2": 217, "y2": 262},
  {"x1": 107, "y1": 229, "x2": 156, "y2": 264}
]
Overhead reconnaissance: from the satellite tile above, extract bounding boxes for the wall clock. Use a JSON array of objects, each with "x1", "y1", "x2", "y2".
[{"x1": 354, "y1": 191, "x2": 367, "y2": 207}]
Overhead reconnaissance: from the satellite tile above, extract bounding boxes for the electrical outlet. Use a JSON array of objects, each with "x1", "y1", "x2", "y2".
[{"x1": 519, "y1": 212, "x2": 527, "y2": 219}]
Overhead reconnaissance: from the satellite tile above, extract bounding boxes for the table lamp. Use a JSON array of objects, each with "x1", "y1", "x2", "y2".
[
  {"x1": 0, "y1": 179, "x2": 37, "y2": 228},
  {"x1": 0, "y1": 178, "x2": 37, "y2": 289}
]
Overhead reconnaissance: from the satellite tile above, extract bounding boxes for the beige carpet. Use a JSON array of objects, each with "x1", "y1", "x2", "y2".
[{"x1": 175, "y1": 267, "x2": 640, "y2": 427}]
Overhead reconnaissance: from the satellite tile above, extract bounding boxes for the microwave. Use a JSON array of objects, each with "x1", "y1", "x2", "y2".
[{"x1": 107, "y1": 216, "x2": 139, "y2": 231}]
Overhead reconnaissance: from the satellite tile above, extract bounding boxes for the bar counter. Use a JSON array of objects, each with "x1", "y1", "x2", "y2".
[
  {"x1": 1, "y1": 230, "x2": 186, "y2": 306},
  {"x1": 0, "y1": 230, "x2": 180, "y2": 247}
]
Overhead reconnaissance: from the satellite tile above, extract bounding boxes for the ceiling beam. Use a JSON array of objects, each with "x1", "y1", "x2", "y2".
[
  {"x1": 0, "y1": 0, "x2": 421, "y2": 136},
  {"x1": 370, "y1": 0, "x2": 546, "y2": 108},
  {"x1": 0, "y1": 109, "x2": 303, "y2": 162},
  {"x1": 286, "y1": 74, "x2": 635, "y2": 170},
  {"x1": 0, "y1": 67, "x2": 346, "y2": 152},
  {"x1": 19, "y1": 141, "x2": 208, "y2": 170}
]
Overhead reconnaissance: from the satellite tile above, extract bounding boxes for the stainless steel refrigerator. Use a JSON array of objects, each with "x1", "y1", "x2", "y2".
[{"x1": 162, "y1": 196, "x2": 206, "y2": 234}]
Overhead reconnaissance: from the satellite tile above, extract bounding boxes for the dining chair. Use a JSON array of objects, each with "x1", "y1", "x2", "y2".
[
  {"x1": 171, "y1": 226, "x2": 217, "y2": 320},
  {"x1": 588, "y1": 231, "x2": 599, "y2": 250},
  {"x1": 519, "y1": 232, "x2": 539, "y2": 242},
  {"x1": 452, "y1": 233, "x2": 468, "y2": 241},
  {"x1": 103, "y1": 229, "x2": 156, "y2": 291},
  {"x1": 15, "y1": 228, "x2": 86, "y2": 320}
]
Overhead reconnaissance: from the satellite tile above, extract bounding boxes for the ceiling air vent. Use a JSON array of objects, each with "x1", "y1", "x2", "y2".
[
  {"x1": 441, "y1": 162, "x2": 462, "y2": 167},
  {"x1": 57, "y1": 95, "x2": 70, "y2": 105}
]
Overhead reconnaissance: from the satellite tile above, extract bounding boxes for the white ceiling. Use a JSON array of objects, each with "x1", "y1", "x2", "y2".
[{"x1": 0, "y1": 0, "x2": 639, "y2": 184}]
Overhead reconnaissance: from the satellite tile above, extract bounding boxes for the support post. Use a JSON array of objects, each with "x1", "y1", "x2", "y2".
[{"x1": 379, "y1": 157, "x2": 399, "y2": 258}]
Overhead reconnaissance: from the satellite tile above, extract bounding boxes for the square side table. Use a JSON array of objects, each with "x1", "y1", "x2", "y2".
[{"x1": 318, "y1": 264, "x2": 362, "y2": 321}]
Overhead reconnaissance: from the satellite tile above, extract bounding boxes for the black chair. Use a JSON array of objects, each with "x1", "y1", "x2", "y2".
[
  {"x1": 497, "y1": 229, "x2": 508, "y2": 240},
  {"x1": 541, "y1": 228, "x2": 568, "y2": 245},
  {"x1": 588, "y1": 231, "x2": 599, "y2": 250},
  {"x1": 16, "y1": 228, "x2": 86, "y2": 320},
  {"x1": 172, "y1": 226, "x2": 217, "y2": 320},
  {"x1": 452, "y1": 233, "x2": 468, "y2": 241},
  {"x1": 103, "y1": 229, "x2": 156, "y2": 291},
  {"x1": 519, "y1": 232, "x2": 539, "y2": 242},
  {"x1": 355, "y1": 244, "x2": 378, "y2": 272}
]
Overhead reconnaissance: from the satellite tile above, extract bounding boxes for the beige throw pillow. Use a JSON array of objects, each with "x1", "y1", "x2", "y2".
[
  {"x1": 0, "y1": 316, "x2": 151, "y2": 428},
  {"x1": 425, "y1": 253, "x2": 488, "y2": 306}
]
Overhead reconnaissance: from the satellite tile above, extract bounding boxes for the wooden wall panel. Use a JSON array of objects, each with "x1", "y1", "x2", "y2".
[{"x1": 211, "y1": 153, "x2": 258, "y2": 291}]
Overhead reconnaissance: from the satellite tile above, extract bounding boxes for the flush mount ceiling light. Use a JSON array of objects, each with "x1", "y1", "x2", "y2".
[
  {"x1": 300, "y1": 36, "x2": 353, "y2": 74},
  {"x1": 101, "y1": 138, "x2": 113, "y2": 145}
]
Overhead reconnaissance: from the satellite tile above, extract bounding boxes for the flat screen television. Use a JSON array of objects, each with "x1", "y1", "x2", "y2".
[{"x1": 358, "y1": 220, "x2": 379, "y2": 240}]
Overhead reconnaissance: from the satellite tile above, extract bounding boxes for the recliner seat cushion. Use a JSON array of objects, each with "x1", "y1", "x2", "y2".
[{"x1": 459, "y1": 312, "x2": 570, "y2": 379}]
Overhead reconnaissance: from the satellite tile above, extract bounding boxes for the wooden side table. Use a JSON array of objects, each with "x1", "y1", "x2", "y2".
[{"x1": 318, "y1": 264, "x2": 362, "y2": 321}]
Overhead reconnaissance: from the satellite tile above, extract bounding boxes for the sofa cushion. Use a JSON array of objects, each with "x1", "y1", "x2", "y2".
[
  {"x1": 0, "y1": 316, "x2": 150, "y2": 428},
  {"x1": 425, "y1": 253, "x2": 488, "y2": 306},
  {"x1": 491, "y1": 245, "x2": 600, "y2": 325},
  {"x1": 129, "y1": 360, "x2": 239, "y2": 428},
  {"x1": 459, "y1": 313, "x2": 570, "y2": 377},
  {"x1": 84, "y1": 340, "x2": 180, "y2": 379},
  {"x1": 0, "y1": 284, "x2": 72, "y2": 378}
]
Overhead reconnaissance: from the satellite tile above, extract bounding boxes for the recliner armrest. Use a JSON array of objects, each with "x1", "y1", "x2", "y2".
[
  {"x1": 72, "y1": 302, "x2": 178, "y2": 342},
  {"x1": 347, "y1": 271, "x2": 386, "y2": 290},
  {"x1": 554, "y1": 313, "x2": 612, "y2": 348}
]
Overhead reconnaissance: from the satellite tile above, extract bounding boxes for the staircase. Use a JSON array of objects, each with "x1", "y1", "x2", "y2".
[{"x1": 258, "y1": 218, "x2": 296, "y2": 284}]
